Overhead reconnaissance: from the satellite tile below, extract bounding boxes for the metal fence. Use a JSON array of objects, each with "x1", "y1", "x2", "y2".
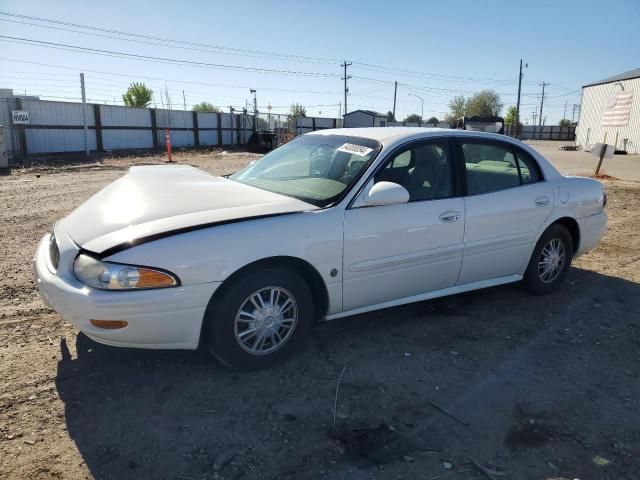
[
  {"x1": 504, "y1": 124, "x2": 576, "y2": 140},
  {"x1": 5, "y1": 96, "x2": 578, "y2": 160},
  {"x1": 6, "y1": 98, "x2": 343, "y2": 159}
]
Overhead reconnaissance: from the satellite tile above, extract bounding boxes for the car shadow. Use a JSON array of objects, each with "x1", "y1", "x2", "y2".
[{"x1": 55, "y1": 267, "x2": 640, "y2": 479}]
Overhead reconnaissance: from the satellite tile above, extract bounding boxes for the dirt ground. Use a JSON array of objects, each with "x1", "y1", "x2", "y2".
[{"x1": 0, "y1": 147, "x2": 639, "y2": 480}]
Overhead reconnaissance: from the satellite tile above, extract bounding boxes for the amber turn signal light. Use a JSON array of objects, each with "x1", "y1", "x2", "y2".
[
  {"x1": 90, "y1": 320, "x2": 129, "y2": 329},
  {"x1": 136, "y1": 269, "x2": 177, "y2": 288}
]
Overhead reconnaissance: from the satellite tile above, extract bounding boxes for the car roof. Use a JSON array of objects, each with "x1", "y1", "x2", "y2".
[{"x1": 307, "y1": 127, "x2": 507, "y2": 144}]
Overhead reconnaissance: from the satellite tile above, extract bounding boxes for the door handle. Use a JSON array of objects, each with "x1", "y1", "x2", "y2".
[
  {"x1": 439, "y1": 210, "x2": 461, "y2": 223},
  {"x1": 534, "y1": 196, "x2": 551, "y2": 207}
]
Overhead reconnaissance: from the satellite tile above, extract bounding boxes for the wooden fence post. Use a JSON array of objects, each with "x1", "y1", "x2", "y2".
[
  {"x1": 235, "y1": 114, "x2": 241, "y2": 146},
  {"x1": 192, "y1": 111, "x2": 200, "y2": 147},
  {"x1": 93, "y1": 104, "x2": 103, "y2": 152},
  {"x1": 312, "y1": 117, "x2": 316, "y2": 131},
  {"x1": 150, "y1": 108, "x2": 159, "y2": 149}
]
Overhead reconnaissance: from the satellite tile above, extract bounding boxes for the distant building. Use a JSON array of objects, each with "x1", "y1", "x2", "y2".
[
  {"x1": 343, "y1": 110, "x2": 389, "y2": 128},
  {"x1": 576, "y1": 68, "x2": 639, "y2": 153}
]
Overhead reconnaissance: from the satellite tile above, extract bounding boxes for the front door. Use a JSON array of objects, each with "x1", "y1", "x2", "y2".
[{"x1": 343, "y1": 139, "x2": 465, "y2": 311}]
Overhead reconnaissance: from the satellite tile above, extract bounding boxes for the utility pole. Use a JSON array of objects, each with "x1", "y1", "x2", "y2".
[
  {"x1": 250, "y1": 89, "x2": 257, "y2": 131},
  {"x1": 392, "y1": 81, "x2": 398, "y2": 121},
  {"x1": 341, "y1": 61, "x2": 352, "y2": 117},
  {"x1": 515, "y1": 59, "x2": 527, "y2": 138},
  {"x1": 532, "y1": 108, "x2": 538, "y2": 137},
  {"x1": 571, "y1": 104, "x2": 579, "y2": 124},
  {"x1": 182, "y1": 90, "x2": 186, "y2": 111},
  {"x1": 538, "y1": 82, "x2": 549, "y2": 139},
  {"x1": 80, "y1": 73, "x2": 89, "y2": 157},
  {"x1": 408, "y1": 93, "x2": 424, "y2": 124},
  {"x1": 563, "y1": 100, "x2": 567, "y2": 121}
]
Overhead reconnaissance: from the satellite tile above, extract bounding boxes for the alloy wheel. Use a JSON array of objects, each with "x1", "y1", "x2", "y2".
[
  {"x1": 234, "y1": 286, "x2": 298, "y2": 355},
  {"x1": 537, "y1": 238, "x2": 565, "y2": 283}
]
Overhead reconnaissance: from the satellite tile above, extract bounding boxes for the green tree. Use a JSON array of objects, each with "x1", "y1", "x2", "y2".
[
  {"x1": 504, "y1": 106, "x2": 518, "y2": 126},
  {"x1": 386, "y1": 111, "x2": 396, "y2": 122},
  {"x1": 404, "y1": 113, "x2": 422, "y2": 123},
  {"x1": 426, "y1": 116, "x2": 439, "y2": 125},
  {"x1": 447, "y1": 90, "x2": 503, "y2": 121},
  {"x1": 465, "y1": 90, "x2": 503, "y2": 117},
  {"x1": 559, "y1": 118, "x2": 571, "y2": 127},
  {"x1": 447, "y1": 95, "x2": 467, "y2": 121},
  {"x1": 504, "y1": 106, "x2": 524, "y2": 136},
  {"x1": 122, "y1": 82, "x2": 153, "y2": 108},
  {"x1": 192, "y1": 101, "x2": 220, "y2": 113},
  {"x1": 289, "y1": 103, "x2": 307, "y2": 118}
]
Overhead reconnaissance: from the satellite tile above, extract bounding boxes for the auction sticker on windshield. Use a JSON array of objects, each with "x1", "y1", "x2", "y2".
[{"x1": 336, "y1": 143, "x2": 374, "y2": 157}]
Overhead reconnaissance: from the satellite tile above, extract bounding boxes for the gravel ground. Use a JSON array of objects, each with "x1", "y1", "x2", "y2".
[{"x1": 1, "y1": 148, "x2": 639, "y2": 480}]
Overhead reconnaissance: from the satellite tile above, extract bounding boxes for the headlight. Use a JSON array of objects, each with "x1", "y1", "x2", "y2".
[{"x1": 73, "y1": 254, "x2": 179, "y2": 290}]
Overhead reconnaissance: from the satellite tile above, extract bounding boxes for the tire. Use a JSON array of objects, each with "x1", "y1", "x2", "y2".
[
  {"x1": 523, "y1": 224, "x2": 574, "y2": 295},
  {"x1": 203, "y1": 267, "x2": 314, "y2": 370}
]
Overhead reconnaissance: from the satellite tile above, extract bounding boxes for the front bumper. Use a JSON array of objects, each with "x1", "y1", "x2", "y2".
[{"x1": 34, "y1": 229, "x2": 220, "y2": 349}]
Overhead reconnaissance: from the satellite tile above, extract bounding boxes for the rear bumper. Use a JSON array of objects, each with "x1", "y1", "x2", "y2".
[
  {"x1": 34, "y1": 232, "x2": 219, "y2": 349},
  {"x1": 576, "y1": 212, "x2": 607, "y2": 256}
]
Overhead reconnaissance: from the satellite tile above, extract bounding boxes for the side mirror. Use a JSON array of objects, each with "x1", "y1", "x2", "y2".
[{"x1": 364, "y1": 181, "x2": 410, "y2": 206}]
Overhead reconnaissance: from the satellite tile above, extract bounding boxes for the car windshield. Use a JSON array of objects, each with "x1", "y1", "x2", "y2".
[{"x1": 230, "y1": 134, "x2": 381, "y2": 207}]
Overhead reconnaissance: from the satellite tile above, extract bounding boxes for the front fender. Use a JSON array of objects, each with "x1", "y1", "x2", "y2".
[{"x1": 102, "y1": 209, "x2": 345, "y2": 313}]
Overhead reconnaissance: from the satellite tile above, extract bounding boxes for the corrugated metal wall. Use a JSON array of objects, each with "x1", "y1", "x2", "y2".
[
  {"x1": 22, "y1": 99, "x2": 97, "y2": 154},
  {"x1": 504, "y1": 125, "x2": 575, "y2": 140},
  {"x1": 295, "y1": 116, "x2": 339, "y2": 135},
  {"x1": 576, "y1": 77, "x2": 640, "y2": 153},
  {"x1": 0, "y1": 90, "x2": 16, "y2": 159},
  {"x1": 10, "y1": 99, "x2": 341, "y2": 156},
  {"x1": 101, "y1": 105, "x2": 153, "y2": 150},
  {"x1": 197, "y1": 111, "x2": 218, "y2": 146}
]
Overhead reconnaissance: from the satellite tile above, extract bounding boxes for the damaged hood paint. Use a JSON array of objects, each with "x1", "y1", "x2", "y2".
[{"x1": 59, "y1": 165, "x2": 316, "y2": 253}]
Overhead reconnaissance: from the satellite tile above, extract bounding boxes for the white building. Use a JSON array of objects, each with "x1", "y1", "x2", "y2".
[
  {"x1": 343, "y1": 110, "x2": 389, "y2": 128},
  {"x1": 576, "y1": 68, "x2": 640, "y2": 154}
]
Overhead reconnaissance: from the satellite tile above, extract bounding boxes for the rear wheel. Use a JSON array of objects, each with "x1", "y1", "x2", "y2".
[
  {"x1": 523, "y1": 224, "x2": 573, "y2": 295},
  {"x1": 203, "y1": 268, "x2": 314, "y2": 370}
]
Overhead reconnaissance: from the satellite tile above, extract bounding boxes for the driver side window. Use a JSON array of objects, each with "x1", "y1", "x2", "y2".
[{"x1": 374, "y1": 141, "x2": 453, "y2": 201}]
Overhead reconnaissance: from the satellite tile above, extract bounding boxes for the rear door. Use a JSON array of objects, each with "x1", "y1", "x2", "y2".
[
  {"x1": 342, "y1": 139, "x2": 465, "y2": 311},
  {"x1": 456, "y1": 138, "x2": 554, "y2": 284}
]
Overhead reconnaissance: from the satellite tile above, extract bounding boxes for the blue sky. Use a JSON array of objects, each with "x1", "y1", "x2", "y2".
[{"x1": 1, "y1": 0, "x2": 638, "y2": 124}]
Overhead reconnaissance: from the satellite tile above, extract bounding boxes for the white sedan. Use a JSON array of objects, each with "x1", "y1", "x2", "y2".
[{"x1": 34, "y1": 128, "x2": 607, "y2": 369}]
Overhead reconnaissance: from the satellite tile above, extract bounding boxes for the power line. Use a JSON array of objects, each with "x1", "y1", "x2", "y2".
[
  {"x1": 0, "y1": 60, "x2": 343, "y2": 95},
  {"x1": 0, "y1": 11, "x2": 579, "y2": 91},
  {"x1": 0, "y1": 17, "x2": 339, "y2": 68},
  {"x1": 350, "y1": 62, "x2": 534, "y2": 86},
  {"x1": 0, "y1": 35, "x2": 341, "y2": 78},
  {"x1": 0, "y1": 11, "x2": 339, "y2": 65}
]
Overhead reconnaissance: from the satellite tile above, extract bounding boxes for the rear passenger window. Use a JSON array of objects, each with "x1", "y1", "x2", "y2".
[
  {"x1": 514, "y1": 148, "x2": 542, "y2": 184},
  {"x1": 461, "y1": 142, "x2": 520, "y2": 195}
]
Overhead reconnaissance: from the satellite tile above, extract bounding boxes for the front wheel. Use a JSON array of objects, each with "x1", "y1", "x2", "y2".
[
  {"x1": 203, "y1": 268, "x2": 314, "y2": 370},
  {"x1": 523, "y1": 224, "x2": 574, "y2": 295}
]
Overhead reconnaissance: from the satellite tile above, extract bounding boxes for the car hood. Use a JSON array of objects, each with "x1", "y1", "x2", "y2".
[{"x1": 59, "y1": 165, "x2": 317, "y2": 254}]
